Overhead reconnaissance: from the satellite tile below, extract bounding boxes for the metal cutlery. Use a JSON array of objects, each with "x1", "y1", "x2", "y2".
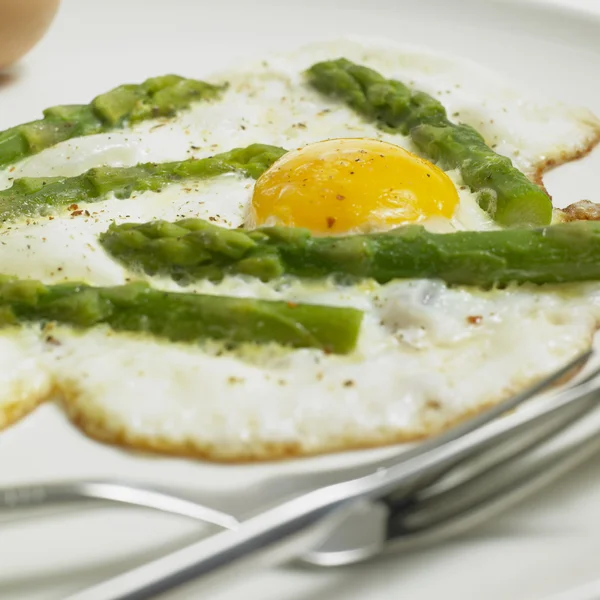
[{"x1": 7, "y1": 350, "x2": 598, "y2": 599}]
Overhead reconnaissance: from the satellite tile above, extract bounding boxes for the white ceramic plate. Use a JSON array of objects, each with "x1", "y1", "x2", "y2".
[{"x1": 3, "y1": 0, "x2": 600, "y2": 598}]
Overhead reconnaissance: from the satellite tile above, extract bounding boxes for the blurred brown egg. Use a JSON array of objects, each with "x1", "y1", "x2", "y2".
[{"x1": 0, "y1": 0, "x2": 60, "y2": 70}]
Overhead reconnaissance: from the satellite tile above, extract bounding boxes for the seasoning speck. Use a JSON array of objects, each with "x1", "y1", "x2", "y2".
[{"x1": 45, "y1": 335, "x2": 61, "y2": 347}]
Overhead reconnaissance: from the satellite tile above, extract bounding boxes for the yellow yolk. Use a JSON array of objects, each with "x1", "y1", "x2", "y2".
[{"x1": 250, "y1": 138, "x2": 460, "y2": 234}]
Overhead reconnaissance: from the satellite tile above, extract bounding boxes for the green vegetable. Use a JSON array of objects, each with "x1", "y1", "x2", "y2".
[
  {"x1": 0, "y1": 144, "x2": 287, "y2": 222},
  {"x1": 0, "y1": 277, "x2": 362, "y2": 354},
  {"x1": 101, "y1": 217, "x2": 600, "y2": 287},
  {"x1": 305, "y1": 58, "x2": 552, "y2": 227},
  {"x1": 0, "y1": 75, "x2": 225, "y2": 168}
]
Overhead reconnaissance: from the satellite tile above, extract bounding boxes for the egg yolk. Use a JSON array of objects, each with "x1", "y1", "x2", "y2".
[{"x1": 250, "y1": 138, "x2": 459, "y2": 234}]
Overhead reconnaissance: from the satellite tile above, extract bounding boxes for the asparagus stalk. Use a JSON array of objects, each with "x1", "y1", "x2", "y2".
[
  {"x1": 0, "y1": 277, "x2": 362, "y2": 354},
  {"x1": 0, "y1": 75, "x2": 225, "y2": 168},
  {"x1": 100, "y1": 217, "x2": 600, "y2": 287},
  {"x1": 305, "y1": 58, "x2": 552, "y2": 227},
  {"x1": 0, "y1": 144, "x2": 286, "y2": 222}
]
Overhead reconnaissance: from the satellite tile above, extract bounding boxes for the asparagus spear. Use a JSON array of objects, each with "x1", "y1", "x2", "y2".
[
  {"x1": 305, "y1": 59, "x2": 552, "y2": 227},
  {"x1": 0, "y1": 75, "x2": 225, "y2": 168},
  {"x1": 0, "y1": 144, "x2": 287, "y2": 222},
  {"x1": 0, "y1": 277, "x2": 362, "y2": 354},
  {"x1": 100, "y1": 217, "x2": 600, "y2": 287}
]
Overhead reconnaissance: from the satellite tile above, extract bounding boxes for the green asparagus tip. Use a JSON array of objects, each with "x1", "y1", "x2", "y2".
[
  {"x1": 101, "y1": 217, "x2": 600, "y2": 288},
  {"x1": 0, "y1": 75, "x2": 226, "y2": 169},
  {"x1": 0, "y1": 278, "x2": 362, "y2": 354}
]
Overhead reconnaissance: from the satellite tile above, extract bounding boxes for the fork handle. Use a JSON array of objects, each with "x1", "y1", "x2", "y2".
[{"x1": 64, "y1": 485, "x2": 370, "y2": 600}]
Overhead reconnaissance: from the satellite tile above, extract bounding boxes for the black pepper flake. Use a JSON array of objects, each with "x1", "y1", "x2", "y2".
[
  {"x1": 326, "y1": 216, "x2": 336, "y2": 228},
  {"x1": 336, "y1": 194, "x2": 345, "y2": 200},
  {"x1": 45, "y1": 335, "x2": 61, "y2": 347},
  {"x1": 343, "y1": 380, "x2": 355, "y2": 388}
]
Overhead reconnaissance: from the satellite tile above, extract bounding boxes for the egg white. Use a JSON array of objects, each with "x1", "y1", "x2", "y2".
[
  {"x1": 2, "y1": 38, "x2": 598, "y2": 229},
  {"x1": 0, "y1": 326, "x2": 53, "y2": 429},
  {"x1": 0, "y1": 37, "x2": 599, "y2": 459},
  {"x1": 42, "y1": 279, "x2": 600, "y2": 460}
]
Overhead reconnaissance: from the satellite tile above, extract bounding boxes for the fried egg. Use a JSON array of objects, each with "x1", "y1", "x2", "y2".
[{"x1": 0, "y1": 37, "x2": 599, "y2": 460}]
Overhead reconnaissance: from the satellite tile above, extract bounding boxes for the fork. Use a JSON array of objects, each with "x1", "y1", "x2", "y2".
[{"x1": 4, "y1": 350, "x2": 600, "y2": 599}]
